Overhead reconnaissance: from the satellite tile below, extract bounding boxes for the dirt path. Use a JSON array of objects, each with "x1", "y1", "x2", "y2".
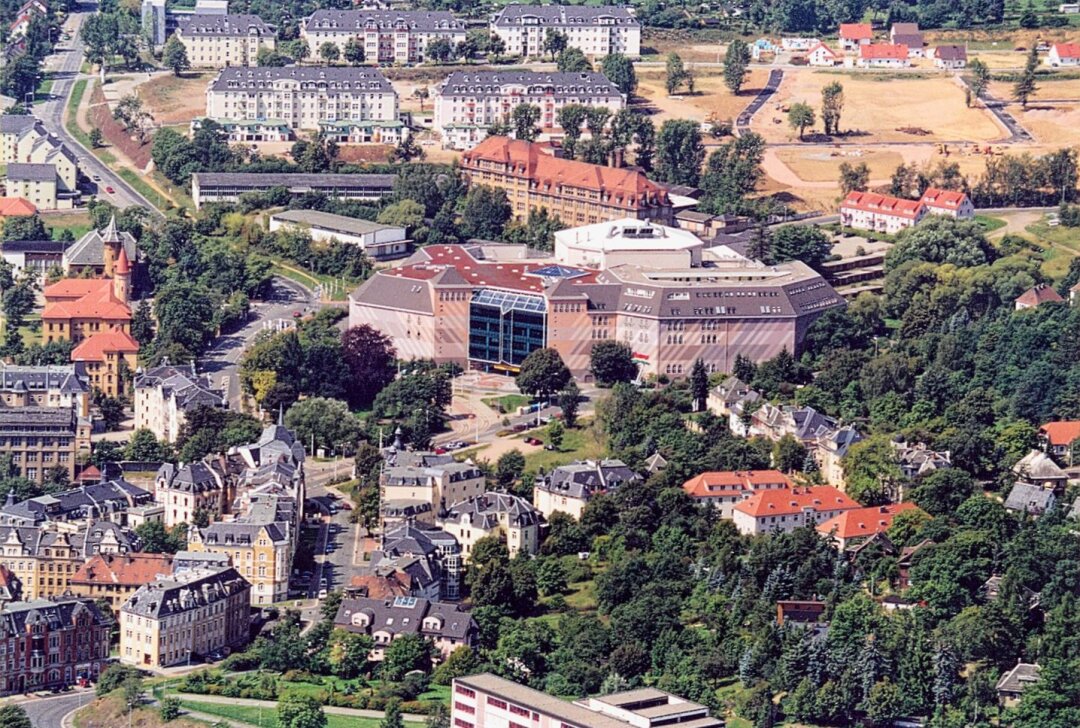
[{"x1": 987, "y1": 209, "x2": 1044, "y2": 240}]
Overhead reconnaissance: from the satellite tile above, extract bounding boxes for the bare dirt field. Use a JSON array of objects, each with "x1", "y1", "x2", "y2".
[
  {"x1": 986, "y1": 76, "x2": 1080, "y2": 145},
  {"x1": 772, "y1": 147, "x2": 907, "y2": 183},
  {"x1": 635, "y1": 67, "x2": 768, "y2": 126},
  {"x1": 752, "y1": 69, "x2": 1002, "y2": 144},
  {"x1": 137, "y1": 72, "x2": 213, "y2": 125}
]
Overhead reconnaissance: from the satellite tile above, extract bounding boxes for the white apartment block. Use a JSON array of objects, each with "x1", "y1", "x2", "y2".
[
  {"x1": 175, "y1": 14, "x2": 276, "y2": 68},
  {"x1": 300, "y1": 10, "x2": 466, "y2": 65},
  {"x1": 1, "y1": 115, "x2": 79, "y2": 201},
  {"x1": 205, "y1": 66, "x2": 398, "y2": 132},
  {"x1": 434, "y1": 70, "x2": 625, "y2": 150},
  {"x1": 490, "y1": 5, "x2": 641, "y2": 59}
]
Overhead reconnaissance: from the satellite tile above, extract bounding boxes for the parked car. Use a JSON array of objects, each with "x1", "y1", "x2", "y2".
[
  {"x1": 524, "y1": 437, "x2": 542, "y2": 446},
  {"x1": 105, "y1": 186, "x2": 115, "y2": 194}
]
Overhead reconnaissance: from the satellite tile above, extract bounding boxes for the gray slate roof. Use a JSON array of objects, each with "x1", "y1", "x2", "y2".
[
  {"x1": 194, "y1": 172, "x2": 396, "y2": 190},
  {"x1": 134, "y1": 364, "x2": 224, "y2": 412},
  {"x1": 439, "y1": 71, "x2": 621, "y2": 99},
  {"x1": 64, "y1": 224, "x2": 137, "y2": 268},
  {"x1": 211, "y1": 66, "x2": 394, "y2": 94},
  {"x1": 122, "y1": 567, "x2": 249, "y2": 619},
  {"x1": 1, "y1": 480, "x2": 150, "y2": 527},
  {"x1": 158, "y1": 462, "x2": 222, "y2": 494},
  {"x1": 177, "y1": 13, "x2": 274, "y2": 36},
  {"x1": 272, "y1": 209, "x2": 402, "y2": 236},
  {"x1": 0, "y1": 363, "x2": 87, "y2": 394},
  {"x1": 492, "y1": 5, "x2": 639, "y2": 27},
  {"x1": 0, "y1": 114, "x2": 38, "y2": 134},
  {"x1": 442, "y1": 492, "x2": 542, "y2": 529},
  {"x1": 6, "y1": 162, "x2": 55, "y2": 182},
  {"x1": 996, "y1": 663, "x2": 1041, "y2": 695},
  {"x1": 535, "y1": 459, "x2": 639, "y2": 500},
  {"x1": 0, "y1": 597, "x2": 109, "y2": 638},
  {"x1": 334, "y1": 595, "x2": 475, "y2": 642},
  {"x1": 1004, "y1": 482, "x2": 1056, "y2": 515},
  {"x1": 305, "y1": 9, "x2": 465, "y2": 32}
]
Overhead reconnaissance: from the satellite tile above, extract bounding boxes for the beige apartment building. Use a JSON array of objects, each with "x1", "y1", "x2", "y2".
[
  {"x1": 0, "y1": 525, "x2": 83, "y2": 600},
  {"x1": 0, "y1": 115, "x2": 78, "y2": 190},
  {"x1": 205, "y1": 66, "x2": 398, "y2": 132},
  {"x1": 186, "y1": 516, "x2": 292, "y2": 605},
  {"x1": 120, "y1": 567, "x2": 251, "y2": 669},
  {"x1": 381, "y1": 461, "x2": 486, "y2": 518},
  {"x1": 175, "y1": 14, "x2": 276, "y2": 68},
  {"x1": 437, "y1": 493, "x2": 543, "y2": 558},
  {"x1": 300, "y1": 10, "x2": 466, "y2": 64},
  {"x1": 0, "y1": 407, "x2": 90, "y2": 486},
  {"x1": 134, "y1": 364, "x2": 225, "y2": 443},
  {"x1": 155, "y1": 462, "x2": 228, "y2": 528},
  {"x1": 490, "y1": 5, "x2": 641, "y2": 59}
]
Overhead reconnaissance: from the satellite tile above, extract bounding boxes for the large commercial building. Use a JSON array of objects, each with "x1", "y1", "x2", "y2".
[
  {"x1": 554, "y1": 218, "x2": 704, "y2": 269},
  {"x1": 434, "y1": 71, "x2": 625, "y2": 151},
  {"x1": 490, "y1": 5, "x2": 641, "y2": 59},
  {"x1": 192, "y1": 172, "x2": 395, "y2": 209},
  {"x1": 349, "y1": 242, "x2": 844, "y2": 380},
  {"x1": 205, "y1": 66, "x2": 398, "y2": 132},
  {"x1": 0, "y1": 597, "x2": 111, "y2": 695},
  {"x1": 300, "y1": 10, "x2": 466, "y2": 64},
  {"x1": 134, "y1": 363, "x2": 225, "y2": 444},
  {"x1": 119, "y1": 567, "x2": 251, "y2": 669},
  {"x1": 451, "y1": 673, "x2": 722, "y2": 728},
  {"x1": 175, "y1": 14, "x2": 276, "y2": 68},
  {"x1": 462, "y1": 136, "x2": 673, "y2": 225}
]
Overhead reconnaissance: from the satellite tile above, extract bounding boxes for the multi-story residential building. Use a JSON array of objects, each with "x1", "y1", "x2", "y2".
[
  {"x1": 892, "y1": 439, "x2": 951, "y2": 480},
  {"x1": 839, "y1": 191, "x2": 927, "y2": 234},
  {"x1": 681, "y1": 470, "x2": 792, "y2": 519},
  {"x1": 380, "y1": 460, "x2": 486, "y2": 519},
  {"x1": 348, "y1": 242, "x2": 843, "y2": 380},
  {"x1": 434, "y1": 70, "x2": 624, "y2": 151},
  {"x1": 0, "y1": 408, "x2": 90, "y2": 486},
  {"x1": 933, "y1": 45, "x2": 968, "y2": 69},
  {"x1": 919, "y1": 187, "x2": 976, "y2": 219},
  {"x1": 191, "y1": 172, "x2": 395, "y2": 209},
  {"x1": 490, "y1": 5, "x2": 641, "y2": 59},
  {"x1": 0, "y1": 564, "x2": 21, "y2": 604},
  {"x1": 205, "y1": 66, "x2": 398, "y2": 133},
  {"x1": 134, "y1": 364, "x2": 225, "y2": 444},
  {"x1": 70, "y1": 553, "x2": 175, "y2": 611},
  {"x1": 1039, "y1": 420, "x2": 1080, "y2": 464},
  {"x1": 300, "y1": 10, "x2": 466, "y2": 64},
  {"x1": 0, "y1": 597, "x2": 111, "y2": 695},
  {"x1": 451, "y1": 673, "x2": 724, "y2": 728},
  {"x1": 5, "y1": 163, "x2": 70, "y2": 210},
  {"x1": 0, "y1": 116, "x2": 79, "y2": 210},
  {"x1": 70, "y1": 327, "x2": 140, "y2": 400},
  {"x1": 731, "y1": 485, "x2": 860, "y2": 536},
  {"x1": 333, "y1": 595, "x2": 476, "y2": 660},
  {"x1": 839, "y1": 23, "x2": 873, "y2": 50},
  {"x1": 0, "y1": 525, "x2": 83, "y2": 599},
  {"x1": 461, "y1": 136, "x2": 673, "y2": 225},
  {"x1": 176, "y1": 14, "x2": 276, "y2": 68},
  {"x1": 532, "y1": 459, "x2": 639, "y2": 520},
  {"x1": 817, "y1": 502, "x2": 923, "y2": 549},
  {"x1": 0, "y1": 364, "x2": 89, "y2": 415},
  {"x1": 120, "y1": 567, "x2": 251, "y2": 669},
  {"x1": 369, "y1": 522, "x2": 463, "y2": 600},
  {"x1": 0, "y1": 480, "x2": 153, "y2": 527},
  {"x1": 816, "y1": 425, "x2": 862, "y2": 488},
  {"x1": 437, "y1": 493, "x2": 543, "y2": 558},
  {"x1": 155, "y1": 461, "x2": 228, "y2": 528}
]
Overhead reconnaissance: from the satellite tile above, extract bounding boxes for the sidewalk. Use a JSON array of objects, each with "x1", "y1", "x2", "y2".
[{"x1": 172, "y1": 692, "x2": 427, "y2": 722}]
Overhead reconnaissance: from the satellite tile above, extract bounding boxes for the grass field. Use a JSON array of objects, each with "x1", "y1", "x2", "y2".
[
  {"x1": 773, "y1": 147, "x2": 906, "y2": 183},
  {"x1": 522, "y1": 421, "x2": 605, "y2": 473},
  {"x1": 43, "y1": 211, "x2": 94, "y2": 240},
  {"x1": 269, "y1": 260, "x2": 356, "y2": 301},
  {"x1": 976, "y1": 214, "x2": 1007, "y2": 233},
  {"x1": 482, "y1": 393, "x2": 532, "y2": 414},
  {"x1": 635, "y1": 68, "x2": 770, "y2": 128},
  {"x1": 176, "y1": 700, "x2": 424, "y2": 728},
  {"x1": 754, "y1": 69, "x2": 1001, "y2": 144},
  {"x1": 1025, "y1": 220, "x2": 1080, "y2": 278},
  {"x1": 65, "y1": 79, "x2": 91, "y2": 147}
]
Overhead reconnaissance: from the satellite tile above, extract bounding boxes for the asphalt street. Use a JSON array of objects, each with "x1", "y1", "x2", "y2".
[
  {"x1": 737, "y1": 68, "x2": 784, "y2": 133},
  {"x1": 9, "y1": 690, "x2": 93, "y2": 728},
  {"x1": 200, "y1": 277, "x2": 319, "y2": 408},
  {"x1": 38, "y1": 2, "x2": 163, "y2": 214}
]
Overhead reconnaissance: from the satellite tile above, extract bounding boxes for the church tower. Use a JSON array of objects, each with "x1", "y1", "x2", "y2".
[
  {"x1": 113, "y1": 246, "x2": 131, "y2": 304},
  {"x1": 101, "y1": 215, "x2": 122, "y2": 278}
]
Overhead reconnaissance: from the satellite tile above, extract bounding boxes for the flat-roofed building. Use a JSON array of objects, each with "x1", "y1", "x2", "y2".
[
  {"x1": 434, "y1": 70, "x2": 624, "y2": 151},
  {"x1": 490, "y1": 5, "x2": 641, "y2": 59},
  {"x1": 119, "y1": 567, "x2": 251, "y2": 669},
  {"x1": 175, "y1": 14, "x2": 276, "y2": 68},
  {"x1": 269, "y1": 209, "x2": 409, "y2": 260},
  {"x1": 451, "y1": 673, "x2": 723, "y2": 728},
  {"x1": 461, "y1": 136, "x2": 673, "y2": 225},
  {"x1": 553, "y1": 218, "x2": 704, "y2": 269},
  {"x1": 192, "y1": 172, "x2": 396, "y2": 209},
  {"x1": 349, "y1": 242, "x2": 844, "y2": 379},
  {"x1": 300, "y1": 10, "x2": 466, "y2": 64},
  {"x1": 205, "y1": 66, "x2": 398, "y2": 132}
]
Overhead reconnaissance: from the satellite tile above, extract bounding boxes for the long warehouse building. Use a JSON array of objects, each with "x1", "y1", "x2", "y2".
[{"x1": 191, "y1": 172, "x2": 396, "y2": 209}]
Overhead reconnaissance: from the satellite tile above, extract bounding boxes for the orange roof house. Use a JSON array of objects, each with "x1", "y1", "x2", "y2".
[
  {"x1": 732, "y1": 485, "x2": 860, "y2": 535},
  {"x1": 1015, "y1": 284, "x2": 1063, "y2": 311},
  {"x1": 461, "y1": 136, "x2": 673, "y2": 225},
  {"x1": 859, "y1": 43, "x2": 909, "y2": 62},
  {"x1": 839, "y1": 23, "x2": 873, "y2": 48},
  {"x1": 1039, "y1": 421, "x2": 1080, "y2": 464},
  {"x1": 683, "y1": 470, "x2": 792, "y2": 498},
  {"x1": 816, "y1": 502, "x2": 923, "y2": 548},
  {"x1": 840, "y1": 191, "x2": 924, "y2": 219},
  {"x1": 71, "y1": 327, "x2": 139, "y2": 399},
  {"x1": 70, "y1": 553, "x2": 174, "y2": 610},
  {"x1": 919, "y1": 187, "x2": 975, "y2": 219},
  {"x1": 0, "y1": 196, "x2": 36, "y2": 217}
]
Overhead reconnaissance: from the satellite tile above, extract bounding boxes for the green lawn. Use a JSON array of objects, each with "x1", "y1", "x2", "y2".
[
  {"x1": 1025, "y1": 221, "x2": 1080, "y2": 279},
  {"x1": 975, "y1": 214, "x2": 1006, "y2": 233},
  {"x1": 482, "y1": 393, "x2": 532, "y2": 414},
  {"x1": 270, "y1": 259, "x2": 362, "y2": 302},
  {"x1": 177, "y1": 699, "x2": 423, "y2": 728},
  {"x1": 522, "y1": 421, "x2": 605, "y2": 473},
  {"x1": 44, "y1": 212, "x2": 94, "y2": 240},
  {"x1": 116, "y1": 167, "x2": 172, "y2": 209},
  {"x1": 64, "y1": 79, "x2": 91, "y2": 147}
]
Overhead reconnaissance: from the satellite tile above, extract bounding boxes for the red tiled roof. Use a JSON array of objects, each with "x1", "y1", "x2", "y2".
[
  {"x1": 734, "y1": 485, "x2": 860, "y2": 518},
  {"x1": 840, "y1": 191, "x2": 925, "y2": 219},
  {"x1": 71, "y1": 327, "x2": 139, "y2": 362},
  {"x1": 1015, "y1": 284, "x2": 1064, "y2": 307},
  {"x1": 1040, "y1": 421, "x2": 1080, "y2": 447},
  {"x1": 43, "y1": 279, "x2": 131, "y2": 321},
  {"x1": 816, "y1": 502, "x2": 922, "y2": 540},
  {"x1": 1052, "y1": 42, "x2": 1080, "y2": 59},
  {"x1": 860, "y1": 43, "x2": 908, "y2": 60},
  {"x1": 919, "y1": 187, "x2": 970, "y2": 209},
  {"x1": 462, "y1": 136, "x2": 670, "y2": 211},
  {"x1": 840, "y1": 23, "x2": 873, "y2": 40},
  {"x1": 71, "y1": 553, "x2": 174, "y2": 587},
  {"x1": 0, "y1": 196, "x2": 36, "y2": 216},
  {"x1": 683, "y1": 470, "x2": 793, "y2": 498},
  {"x1": 349, "y1": 572, "x2": 413, "y2": 599},
  {"x1": 808, "y1": 42, "x2": 840, "y2": 57},
  {"x1": 115, "y1": 247, "x2": 131, "y2": 275},
  {"x1": 383, "y1": 244, "x2": 599, "y2": 294}
]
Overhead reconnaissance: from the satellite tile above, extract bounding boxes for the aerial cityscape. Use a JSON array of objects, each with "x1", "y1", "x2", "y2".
[{"x1": 0, "y1": 0, "x2": 1078, "y2": 726}]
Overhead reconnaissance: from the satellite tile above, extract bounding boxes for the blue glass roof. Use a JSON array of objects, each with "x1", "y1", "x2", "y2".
[{"x1": 527, "y1": 264, "x2": 589, "y2": 279}]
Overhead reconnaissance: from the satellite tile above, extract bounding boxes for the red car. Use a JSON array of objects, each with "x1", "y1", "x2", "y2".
[
  {"x1": 105, "y1": 186, "x2": 115, "y2": 194},
  {"x1": 524, "y1": 437, "x2": 542, "y2": 446}
]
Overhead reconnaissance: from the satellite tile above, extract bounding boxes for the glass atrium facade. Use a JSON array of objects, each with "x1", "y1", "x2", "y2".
[{"x1": 468, "y1": 289, "x2": 547, "y2": 370}]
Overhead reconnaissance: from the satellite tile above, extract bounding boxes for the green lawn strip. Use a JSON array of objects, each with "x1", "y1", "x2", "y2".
[
  {"x1": 270, "y1": 260, "x2": 358, "y2": 301},
  {"x1": 116, "y1": 167, "x2": 172, "y2": 209},
  {"x1": 1025, "y1": 221, "x2": 1080, "y2": 279},
  {"x1": 176, "y1": 699, "x2": 422, "y2": 728},
  {"x1": 975, "y1": 214, "x2": 1006, "y2": 233},
  {"x1": 65, "y1": 79, "x2": 91, "y2": 147},
  {"x1": 481, "y1": 393, "x2": 532, "y2": 414},
  {"x1": 522, "y1": 421, "x2": 605, "y2": 473}
]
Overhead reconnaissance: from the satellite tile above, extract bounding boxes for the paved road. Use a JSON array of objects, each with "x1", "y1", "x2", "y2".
[
  {"x1": 200, "y1": 277, "x2": 319, "y2": 408},
  {"x1": 737, "y1": 68, "x2": 784, "y2": 134},
  {"x1": 8, "y1": 691, "x2": 93, "y2": 728},
  {"x1": 958, "y1": 76, "x2": 1033, "y2": 143},
  {"x1": 304, "y1": 468, "x2": 365, "y2": 598},
  {"x1": 37, "y1": 2, "x2": 163, "y2": 215}
]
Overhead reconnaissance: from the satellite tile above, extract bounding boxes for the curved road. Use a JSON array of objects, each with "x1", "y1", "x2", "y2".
[
  {"x1": 10, "y1": 691, "x2": 91, "y2": 728},
  {"x1": 40, "y1": 2, "x2": 164, "y2": 216}
]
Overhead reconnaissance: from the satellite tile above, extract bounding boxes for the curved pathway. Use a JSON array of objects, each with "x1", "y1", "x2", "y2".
[{"x1": 736, "y1": 69, "x2": 784, "y2": 135}]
